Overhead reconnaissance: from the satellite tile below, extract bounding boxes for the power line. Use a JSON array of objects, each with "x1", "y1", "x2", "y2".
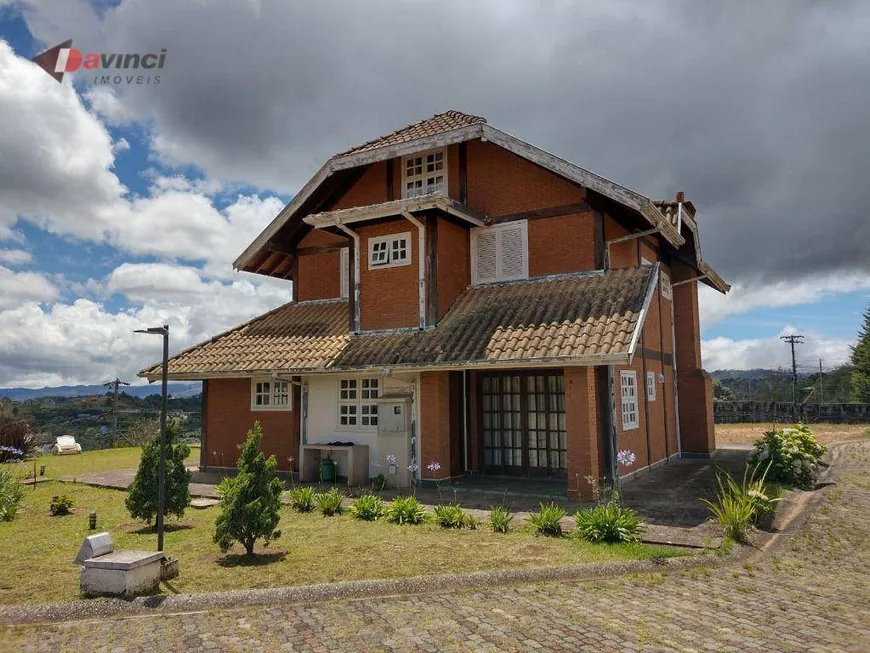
[{"x1": 780, "y1": 334, "x2": 804, "y2": 419}]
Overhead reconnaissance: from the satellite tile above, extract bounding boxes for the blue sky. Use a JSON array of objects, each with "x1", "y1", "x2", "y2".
[{"x1": 0, "y1": 0, "x2": 868, "y2": 387}]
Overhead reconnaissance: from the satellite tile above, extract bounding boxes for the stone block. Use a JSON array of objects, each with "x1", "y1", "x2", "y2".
[
  {"x1": 80, "y1": 550, "x2": 164, "y2": 598},
  {"x1": 74, "y1": 532, "x2": 113, "y2": 564}
]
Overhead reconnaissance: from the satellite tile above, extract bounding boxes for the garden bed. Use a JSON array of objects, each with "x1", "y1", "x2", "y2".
[{"x1": 0, "y1": 480, "x2": 689, "y2": 605}]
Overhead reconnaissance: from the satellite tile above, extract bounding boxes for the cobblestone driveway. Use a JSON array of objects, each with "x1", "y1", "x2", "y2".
[{"x1": 4, "y1": 442, "x2": 869, "y2": 652}]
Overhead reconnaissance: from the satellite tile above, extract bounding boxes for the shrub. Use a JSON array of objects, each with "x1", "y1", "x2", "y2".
[
  {"x1": 348, "y1": 493, "x2": 384, "y2": 521},
  {"x1": 529, "y1": 502, "x2": 566, "y2": 537},
  {"x1": 489, "y1": 505, "x2": 514, "y2": 533},
  {"x1": 702, "y1": 463, "x2": 779, "y2": 543},
  {"x1": 748, "y1": 424, "x2": 826, "y2": 489},
  {"x1": 49, "y1": 494, "x2": 74, "y2": 516},
  {"x1": 384, "y1": 495, "x2": 429, "y2": 525},
  {"x1": 125, "y1": 421, "x2": 191, "y2": 524},
  {"x1": 315, "y1": 488, "x2": 344, "y2": 516},
  {"x1": 214, "y1": 422, "x2": 284, "y2": 556},
  {"x1": 433, "y1": 503, "x2": 467, "y2": 529},
  {"x1": 574, "y1": 501, "x2": 644, "y2": 543},
  {"x1": 288, "y1": 486, "x2": 316, "y2": 513},
  {"x1": 371, "y1": 473, "x2": 388, "y2": 492},
  {"x1": 0, "y1": 421, "x2": 37, "y2": 462},
  {"x1": 0, "y1": 470, "x2": 25, "y2": 522}
]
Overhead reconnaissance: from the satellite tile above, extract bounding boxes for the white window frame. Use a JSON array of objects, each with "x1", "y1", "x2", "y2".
[
  {"x1": 470, "y1": 220, "x2": 529, "y2": 285},
  {"x1": 402, "y1": 148, "x2": 447, "y2": 199},
  {"x1": 620, "y1": 370, "x2": 639, "y2": 431},
  {"x1": 251, "y1": 378, "x2": 292, "y2": 412},
  {"x1": 368, "y1": 232, "x2": 411, "y2": 270},
  {"x1": 646, "y1": 370, "x2": 656, "y2": 401},
  {"x1": 660, "y1": 271, "x2": 673, "y2": 300},
  {"x1": 337, "y1": 377, "x2": 380, "y2": 429}
]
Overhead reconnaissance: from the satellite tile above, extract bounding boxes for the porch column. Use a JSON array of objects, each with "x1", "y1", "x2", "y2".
[
  {"x1": 565, "y1": 366, "x2": 600, "y2": 500},
  {"x1": 419, "y1": 371, "x2": 451, "y2": 480}
]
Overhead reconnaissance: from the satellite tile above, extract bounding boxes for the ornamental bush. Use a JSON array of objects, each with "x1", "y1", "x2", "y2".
[
  {"x1": 0, "y1": 420, "x2": 37, "y2": 462},
  {"x1": 433, "y1": 503, "x2": 467, "y2": 529},
  {"x1": 125, "y1": 420, "x2": 191, "y2": 524},
  {"x1": 384, "y1": 495, "x2": 429, "y2": 525},
  {"x1": 702, "y1": 462, "x2": 780, "y2": 543},
  {"x1": 348, "y1": 493, "x2": 385, "y2": 521},
  {"x1": 314, "y1": 488, "x2": 344, "y2": 516},
  {"x1": 529, "y1": 502, "x2": 566, "y2": 537},
  {"x1": 214, "y1": 422, "x2": 284, "y2": 556},
  {"x1": 489, "y1": 505, "x2": 514, "y2": 534},
  {"x1": 0, "y1": 470, "x2": 25, "y2": 522},
  {"x1": 574, "y1": 501, "x2": 645, "y2": 543},
  {"x1": 748, "y1": 424, "x2": 826, "y2": 489},
  {"x1": 49, "y1": 494, "x2": 74, "y2": 516},
  {"x1": 288, "y1": 486, "x2": 316, "y2": 513}
]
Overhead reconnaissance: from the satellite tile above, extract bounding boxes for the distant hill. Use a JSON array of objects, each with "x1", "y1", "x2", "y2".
[
  {"x1": 710, "y1": 369, "x2": 786, "y2": 382},
  {"x1": 0, "y1": 382, "x2": 201, "y2": 401}
]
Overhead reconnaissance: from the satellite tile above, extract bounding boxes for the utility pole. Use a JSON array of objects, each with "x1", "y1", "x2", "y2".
[
  {"x1": 780, "y1": 334, "x2": 804, "y2": 420},
  {"x1": 818, "y1": 359, "x2": 824, "y2": 405},
  {"x1": 103, "y1": 378, "x2": 130, "y2": 448}
]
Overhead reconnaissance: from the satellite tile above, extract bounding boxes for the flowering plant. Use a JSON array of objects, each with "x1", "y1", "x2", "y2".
[
  {"x1": 426, "y1": 460, "x2": 441, "y2": 474},
  {"x1": 386, "y1": 454, "x2": 397, "y2": 466},
  {"x1": 748, "y1": 424, "x2": 826, "y2": 490},
  {"x1": 616, "y1": 450, "x2": 636, "y2": 468}
]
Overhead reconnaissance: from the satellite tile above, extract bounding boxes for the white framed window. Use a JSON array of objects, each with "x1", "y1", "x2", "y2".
[
  {"x1": 646, "y1": 371, "x2": 656, "y2": 401},
  {"x1": 403, "y1": 149, "x2": 446, "y2": 199},
  {"x1": 471, "y1": 220, "x2": 529, "y2": 285},
  {"x1": 660, "y1": 271, "x2": 672, "y2": 300},
  {"x1": 251, "y1": 378, "x2": 292, "y2": 412},
  {"x1": 620, "y1": 371, "x2": 638, "y2": 430},
  {"x1": 368, "y1": 232, "x2": 411, "y2": 269},
  {"x1": 338, "y1": 377, "x2": 379, "y2": 428},
  {"x1": 340, "y1": 247, "x2": 350, "y2": 299}
]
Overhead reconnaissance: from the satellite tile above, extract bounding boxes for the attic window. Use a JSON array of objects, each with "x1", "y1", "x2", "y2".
[
  {"x1": 251, "y1": 378, "x2": 292, "y2": 412},
  {"x1": 369, "y1": 232, "x2": 411, "y2": 269},
  {"x1": 403, "y1": 149, "x2": 446, "y2": 198},
  {"x1": 470, "y1": 220, "x2": 529, "y2": 285}
]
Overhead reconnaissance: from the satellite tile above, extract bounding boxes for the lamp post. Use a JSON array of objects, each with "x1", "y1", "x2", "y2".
[{"x1": 134, "y1": 324, "x2": 169, "y2": 553}]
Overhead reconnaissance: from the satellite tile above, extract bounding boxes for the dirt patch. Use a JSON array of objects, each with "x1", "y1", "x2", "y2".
[{"x1": 715, "y1": 422, "x2": 868, "y2": 446}]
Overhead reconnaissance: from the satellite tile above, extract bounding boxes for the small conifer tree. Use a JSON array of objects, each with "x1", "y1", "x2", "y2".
[
  {"x1": 125, "y1": 420, "x2": 191, "y2": 524},
  {"x1": 851, "y1": 305, "x2": 870, "y2": 402},
  {"x1": 213, "y1": 422, "x2": 283, "y2": 556}
]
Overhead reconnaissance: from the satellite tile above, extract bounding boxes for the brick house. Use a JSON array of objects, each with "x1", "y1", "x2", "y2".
[{"x1": 139, "y1": 111, "x2": 728, "y2": 499}]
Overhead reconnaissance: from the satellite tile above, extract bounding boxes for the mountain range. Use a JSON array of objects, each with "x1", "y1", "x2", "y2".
[{"x1": 0, "y1": 382, "x2": 202, "y2": 401}]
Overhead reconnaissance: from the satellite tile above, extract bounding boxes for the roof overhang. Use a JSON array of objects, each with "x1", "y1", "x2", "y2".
[
  {"x1": 304, "y1": 194, "x2": 486, "y2": 229},
  {"x1": 234, "y1": 122, "x2": 685, "y2": 271}
]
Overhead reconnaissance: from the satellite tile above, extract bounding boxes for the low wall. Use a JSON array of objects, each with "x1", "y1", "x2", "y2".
[{"x1": 714, "y1": 401, "x2": 870, "y2": 424}]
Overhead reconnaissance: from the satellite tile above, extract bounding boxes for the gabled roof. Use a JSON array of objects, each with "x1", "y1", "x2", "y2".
[
  {"x1": 233, "y1": 111, "x2": 689, "y2": 273},
  {"x1": 338, "y1": 110, "x2": 486, "y2": 156},
  {"x1": 139, "y1": 267, "x2": 658, "y2": 381}
]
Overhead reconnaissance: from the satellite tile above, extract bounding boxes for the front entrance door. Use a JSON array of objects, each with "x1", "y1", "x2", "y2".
[{"x1": 480, "y1": 372, "x2": 567, "y2": 477}]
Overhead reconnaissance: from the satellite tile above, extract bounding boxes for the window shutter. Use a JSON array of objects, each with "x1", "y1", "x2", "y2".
[
  {"x1": 340, "y1": 247, "x2": 349, "y2": 299},
  {"x1": 498, "y1": 221, "x2": 527, "y2": 280},
  {"x1": 472, "y1": 229, "x2": 498, "y2": 284}
]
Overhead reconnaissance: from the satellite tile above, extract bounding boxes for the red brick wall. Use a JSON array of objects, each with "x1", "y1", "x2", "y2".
[
  {"x1": 298, "y1": 229, "x2": 347, "y2": 248},
  {"x1": 613, "y1": 359, "x2": 650, "y2": 473},
  {"x1": 528, "y1": 212, "x2": 596, "y2": 276},
  {"x1": 204, "y1": 378, "x2": 298, "y2": 472},
  {"x1": 436, "y1": 217, "x2": 470, "y2": 318},
  {"x1": 330, "y1": 162, "x2": 388, "y2": 210},
  {"x1": 465, "y1": 139, "x2": 584, "y2": 217},
  {"x1": 603, "y1": 214, "x2": 637, "y2": 268},
  {"x1": 420, "y1": 371, "x2": 451, "y2": 479},
  {"x1": 297, "y1": 250, "x2": 341, "y2": 302},
  {"x1": 358, "y1": 218, "x2": 420, "y2": 331},
  {"x1": 565, "y1": 366, "x2": 601, "y2": 500}
]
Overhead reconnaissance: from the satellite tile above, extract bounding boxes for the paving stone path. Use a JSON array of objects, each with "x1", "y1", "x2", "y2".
[{"x1": 5, "y1": 441, "x2": 869, "y2": 652}]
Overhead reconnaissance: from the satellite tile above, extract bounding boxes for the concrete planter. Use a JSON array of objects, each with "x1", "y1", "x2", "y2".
[{"x1": 161, "y1": 557, "x2": 180, "y2": 581}]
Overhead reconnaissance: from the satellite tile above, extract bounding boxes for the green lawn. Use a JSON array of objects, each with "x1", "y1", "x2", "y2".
[
  {"x1": 0, "y1": 449, "x2": 689, "y2": 605},
  {"x1": 6, "y1": 445, "x2": 199, "y2": 480}
]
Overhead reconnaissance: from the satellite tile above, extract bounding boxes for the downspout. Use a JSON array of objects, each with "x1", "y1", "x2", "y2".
[
  {"x1": 401, "y1": 212, "x2": 426, "y2": 329},
  {"x1": 335, "y1": 222, "x2": 361, "y2": 332},
  {"x1": 462, "y1": 370, "x2": 469, "y2": 473},
  {"x1": 670, "y1": 297, "x2": 682, "y2": 457}
]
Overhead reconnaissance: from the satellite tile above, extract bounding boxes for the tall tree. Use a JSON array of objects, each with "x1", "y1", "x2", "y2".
[{"x1": 851, "y1": 305, "x2": 870, "y2": 402}]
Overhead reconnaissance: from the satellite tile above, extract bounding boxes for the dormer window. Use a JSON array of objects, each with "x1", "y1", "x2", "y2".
[
  {"x1": 403, "y1": 149, "x2": 446, "y2": 198},
  {"x1": 369, "y1": 232, "x2": 411, "y2": 269}
]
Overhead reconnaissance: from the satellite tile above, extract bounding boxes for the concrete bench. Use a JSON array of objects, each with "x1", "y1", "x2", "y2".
[{"x1": 80, "y1": 550, "x2": 165, "y2": 598}]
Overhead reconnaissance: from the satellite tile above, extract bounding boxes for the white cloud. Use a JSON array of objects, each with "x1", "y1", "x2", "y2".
[
  {"x1": 702, "y1": 326, "x2": 854, "y2": 372},
  {"x1": 0, "y1": 265, "x2": 58, "y2": 309},
  {"x1": 0, "y1": 248, "x2": 32, "y2": 265},
  {"x1": 699, "y1": 272, "x2": 870, "y2": 329}
]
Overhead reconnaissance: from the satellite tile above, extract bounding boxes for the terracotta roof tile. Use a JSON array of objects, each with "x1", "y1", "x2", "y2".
[
  {"x1": 141, "y1": 267, "x2": 656, "y2": 379},
  {"x1": 337, "y1": 111, "x2": 486, "y2": 157}
]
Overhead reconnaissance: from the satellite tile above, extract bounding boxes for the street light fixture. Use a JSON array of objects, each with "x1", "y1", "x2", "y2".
[{"x1": 134, "y1": 324, "x2": 169, "y2": 553}]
